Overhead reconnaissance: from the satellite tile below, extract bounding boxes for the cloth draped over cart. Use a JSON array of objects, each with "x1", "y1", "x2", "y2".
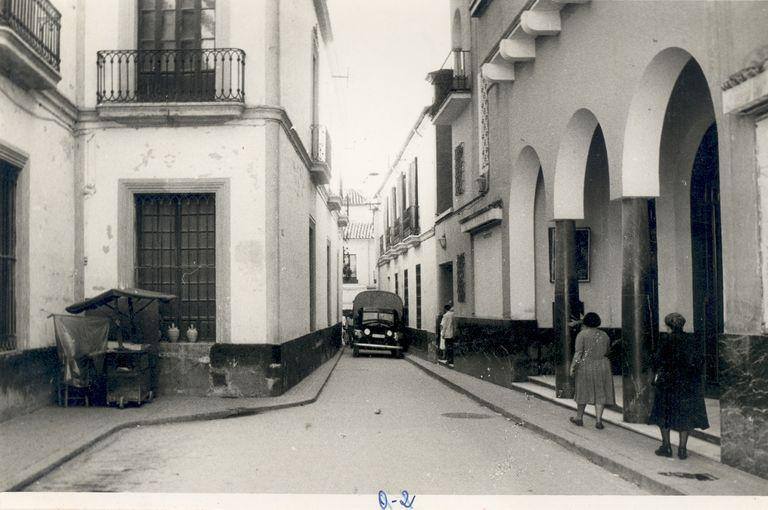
[{"x1": 53, "y1": 315, "x2": 110, "y2": 387}]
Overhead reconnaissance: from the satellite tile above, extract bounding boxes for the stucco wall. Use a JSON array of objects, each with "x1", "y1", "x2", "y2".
[
  {"x1": 277, "y1": 131, "x2": 341, "y2": 342},
  {"x1": 450, "y1": 0, "x2": 768, "y2": 335},
  {"x1": 80, "y1": 122, "x2": 267, "y2": 343},
  {"x1": 0, "y1": 77, "x2": 76, "y2": 350}
]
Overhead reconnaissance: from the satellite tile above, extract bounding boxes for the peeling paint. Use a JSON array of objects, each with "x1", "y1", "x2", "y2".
[
  {"x1": 209, "y1": 153, "x2": 223, "y2": 160},
  {"x1": 133, "y1": 148, "x2": 155, "y2": 172},
  {"x1": 102, "y1": 245, "x2": 110, "y2": 254},
  {"x1": 163, "y1": 153, "x2": 176, "y2": 168},
  {"x1": 106, "y1": 225, "x2": 113, "y2": 240}
]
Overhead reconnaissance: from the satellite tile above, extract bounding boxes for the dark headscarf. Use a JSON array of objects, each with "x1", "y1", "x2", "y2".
[{"x1": 664, "y1": 313, "x2": 686, "y2": 332}]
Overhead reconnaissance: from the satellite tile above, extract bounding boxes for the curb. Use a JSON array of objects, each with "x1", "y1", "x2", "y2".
[
  {"x1": 405, "y1": 355, "x2": 683, "y2": 496},
  {"x1": 7, "y1": 347, "x2": 345, "y2": 492}
]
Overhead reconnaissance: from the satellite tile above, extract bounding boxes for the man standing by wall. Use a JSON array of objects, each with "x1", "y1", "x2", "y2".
[{"x1": 439, "y1": 302, "x2": 455, "y2": 367}]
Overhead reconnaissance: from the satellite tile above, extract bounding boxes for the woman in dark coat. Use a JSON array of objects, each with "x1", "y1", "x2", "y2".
[{"x1": 648, "y1": 313, "x2": 709, "y2": 459}]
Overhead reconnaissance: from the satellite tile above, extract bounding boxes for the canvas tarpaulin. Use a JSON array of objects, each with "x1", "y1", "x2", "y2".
[{"x1": 53, "y1": 315, "x2": 110, "y2": 387}]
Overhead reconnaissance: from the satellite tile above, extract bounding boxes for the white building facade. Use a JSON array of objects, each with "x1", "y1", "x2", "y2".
[
  {"x1": 1, "y1": 0, "x2": 347, "y2": 420},
  {"x1": 374, "y1": 110, "x2": 438, "y2": 337}
]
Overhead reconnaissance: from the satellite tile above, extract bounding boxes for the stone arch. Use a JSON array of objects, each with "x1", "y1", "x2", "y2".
[
  {"x1": 508, "y1": 146, "x2": 546, "y2": 320},
  {"x1": 621, "y1": 47, "x2": 710, "y2": 197},
  {"x1": 553, "y1": 109, "x2": 600, "y2": 220}
]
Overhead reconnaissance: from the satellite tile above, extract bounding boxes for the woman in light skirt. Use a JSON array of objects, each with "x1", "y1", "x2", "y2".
[{"x1": 569, "y1": 312, "x2": 615, "y2": 429}]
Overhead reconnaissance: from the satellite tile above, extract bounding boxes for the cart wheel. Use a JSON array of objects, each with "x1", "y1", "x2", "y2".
[{"x1": 119, "y1": 397, "x2": 125, "y2": 409}]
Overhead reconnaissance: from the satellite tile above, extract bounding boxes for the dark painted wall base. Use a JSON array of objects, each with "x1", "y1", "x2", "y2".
[
  {"x1": 157, "y1": 324, "x2": 343, "y2": 398},
  {"x1": 720, "y1": 333, "x2": 768, "y2": 480},
  {"x1": 0, "y1": 347, "x2": 58, "y2": 423}
]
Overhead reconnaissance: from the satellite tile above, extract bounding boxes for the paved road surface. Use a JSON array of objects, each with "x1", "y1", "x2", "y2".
[{"x1": 27, "y1": 350, "x2": 646, "y2": 494}]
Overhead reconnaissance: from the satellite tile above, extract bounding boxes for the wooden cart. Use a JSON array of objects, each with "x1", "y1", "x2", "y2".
[
  {"x1": 105, "y1": 348, "x2": 153, "y2": 408},
  {"x1": 66, "y1": 287, "x2": 176, "y2": 408}
]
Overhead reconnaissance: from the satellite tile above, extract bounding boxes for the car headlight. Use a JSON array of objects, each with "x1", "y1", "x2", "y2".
[
  {"x1": 386, "y1": 330, "x2": 393, "y2": 337},
  {"x1": 364, "y1": 328, "x2": 371, "y2": 336},
  {"x1": 354, "y1": 330, "x2": 362, "y2": 338}
]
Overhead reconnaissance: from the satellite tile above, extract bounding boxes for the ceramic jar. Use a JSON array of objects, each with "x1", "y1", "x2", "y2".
[
  {"x1": 167, "y1": 323, "x2": 180, "y2": 342},
  {"x1": 186, "y1": 324, "x2": 198, "y2": 343}
]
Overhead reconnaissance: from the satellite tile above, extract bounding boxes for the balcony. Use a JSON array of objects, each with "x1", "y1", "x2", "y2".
[
  {"x1": 402, "y1": 205, "x2": 421, "y2": 248},
  {"x1": 327, "y1": 193, "x2": 342, "y2": 211},
  {"x1": 96, "y1": 48, "x2": 246, "y2": 123},
  {"x1": 0, "y1": 0, "x2": 61, "y2": 89},
  {"x1": 401, "y1": 205, "x2": 420, "y2": 238},
  {"x1": 428, "y1": 50, "x2": 471, "y2": 125},
  {"x1": 310, "y1": 124, "x2": 332, "y2": 185}
]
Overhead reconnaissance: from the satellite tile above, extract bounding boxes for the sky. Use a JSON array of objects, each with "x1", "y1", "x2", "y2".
[{"x1": 326, "y1": 0, "x2": 451, "y2": 198}]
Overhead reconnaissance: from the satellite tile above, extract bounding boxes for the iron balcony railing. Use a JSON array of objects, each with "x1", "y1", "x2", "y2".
[
  {"x1": 429, "y1": 49, "x2": 471, "y2": 115},
  {"x1": 0, "y1": 0, "x2": 61, "y2": 70},
  {"x1": 392, "y1": 220, "x2": 403, "y2": 245},
  {"x1": 97, "y1": 48, "x2": 245, "y2": 104},
  {"x1": 402, "y1": 205, "x2": 420, "y2": 238},
  {"x1": 311, "y1": 124, "x2": 332, "y2": 170}
]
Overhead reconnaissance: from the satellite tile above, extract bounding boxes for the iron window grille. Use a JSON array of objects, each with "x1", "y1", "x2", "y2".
[
  {"x1": 0, "y1": 162, "x2": 18, "y2": 351},
  {"x1": 457, "y1": 253, "x2": 466, "y2": 303},
  {"x1": 135, "y1": 193, "x2": 216, "y2": 342},
  {"x1": 454, "y1": 142, "x2": 465, "y2": 195}
]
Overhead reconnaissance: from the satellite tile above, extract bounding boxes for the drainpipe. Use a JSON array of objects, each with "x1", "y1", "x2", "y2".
[{"x1": 265, "y1": 0, "x2": 281, "y2": 344}]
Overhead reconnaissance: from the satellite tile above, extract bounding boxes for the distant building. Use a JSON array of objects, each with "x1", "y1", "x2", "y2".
[
  {"x1": 341, "y1": 189, "x2": 376, "y2": 312},
  {"x1": 373, "y1": 111, "x2": 438, "y2": 334}
]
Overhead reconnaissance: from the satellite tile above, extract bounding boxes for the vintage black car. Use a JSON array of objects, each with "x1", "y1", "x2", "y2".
[{"x1": 351, "y1": 290, "x2": 405, "y2": 358}]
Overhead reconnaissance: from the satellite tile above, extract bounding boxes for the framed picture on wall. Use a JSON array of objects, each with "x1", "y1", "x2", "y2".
[{"x1": 548, "y1": 227, "x2": 590, "y2": 283}]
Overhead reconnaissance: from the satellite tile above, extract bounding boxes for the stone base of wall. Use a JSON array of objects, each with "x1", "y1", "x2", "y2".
[
  {"x1": 209, "y1": 343, "x2": 278, "y2": 397},
  {"x1": 0, "y1": 347, "x2": 58, "y2": 422},
  {"x1": 403, "y1": 327, "x2": 437, "y2": 362},
  {"x1": 157, "y1": 324, "x2": 343, "y2": 398},
  {"x1": 720, "y1": 333, "x2": 768, "y2": 479},
  {"x1": 157, "y1": 343, "x2": 214, "y2": 397}
]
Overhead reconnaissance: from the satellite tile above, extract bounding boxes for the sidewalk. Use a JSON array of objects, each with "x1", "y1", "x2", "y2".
[
  {"x1": 0, "y1": 348, "x2": 344, "y2": 493},
  {"x1": 406, "y1": 353, "x2": 768, "y2": 496}
]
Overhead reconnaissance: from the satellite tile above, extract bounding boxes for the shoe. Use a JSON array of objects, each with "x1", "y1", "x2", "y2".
[
  {"x1": 677, "y1": 447, "x2": 688, "y2": 460},
  {"x1": 569, "y1": 417, "x2": 583, "y2": 426},
  {"x1": 595, "y1": 421, "x2": 604, "y2": 430},
  {"x1": 655, "y1": 444, "x2": 673, "y2": 457}
]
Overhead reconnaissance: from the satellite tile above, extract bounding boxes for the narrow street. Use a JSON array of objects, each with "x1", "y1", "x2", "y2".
[{"x1": 26, "y1": 351, "x2": 645, "y2": 494}]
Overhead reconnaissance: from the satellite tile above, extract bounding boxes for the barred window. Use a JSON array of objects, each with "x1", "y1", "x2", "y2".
[
  {"x1": 343, "y1": 253, "x2": 357, "y2": 284},
  {"x1": 0, "y1": 162, "x2": 18, "y2": 351},
  {"x1": 415, "y1": 264, "x2": 422, "y2": 329},
  {"x1": 403, "y1": 269, "x2": 409, "y2": 326},
  {"x1": 135, "y1": 193, "x2": 216, "y2": 342},
  {"x1": 454, "y1": 142, "x2": 465, "y2": 195},
  {"x1": 457, "y1": 253, "x2": 466, "y2": 303}
]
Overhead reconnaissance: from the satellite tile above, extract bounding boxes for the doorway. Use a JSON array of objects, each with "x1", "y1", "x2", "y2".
[
  {"x1": 438, "y1": 261, "x2": 454, "y2": 311},
  {"x1": 690, "y1": 123, "x2": 723, "y2": 393}
]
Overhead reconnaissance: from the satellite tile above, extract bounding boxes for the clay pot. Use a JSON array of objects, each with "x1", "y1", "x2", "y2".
[
  {"x1": 186, "y1": 324, "x2": 199, "y2": 343},
  {"x1": 167, "y1": 323, "x2": 180, "y2": 342}
]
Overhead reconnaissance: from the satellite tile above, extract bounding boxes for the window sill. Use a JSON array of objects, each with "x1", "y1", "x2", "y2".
[{"x1": 96, "y1": 101, "x2": 244, "y2": 126}]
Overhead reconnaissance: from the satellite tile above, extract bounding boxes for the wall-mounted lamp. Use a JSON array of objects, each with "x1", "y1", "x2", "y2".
[{"x1": 438, "y1": 233, "x2": 447, "y2": 250}]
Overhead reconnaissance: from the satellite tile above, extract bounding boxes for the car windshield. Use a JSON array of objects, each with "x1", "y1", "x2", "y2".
[{"x1": 361, "y1": 310, "x2": 395, "y2": 325}]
